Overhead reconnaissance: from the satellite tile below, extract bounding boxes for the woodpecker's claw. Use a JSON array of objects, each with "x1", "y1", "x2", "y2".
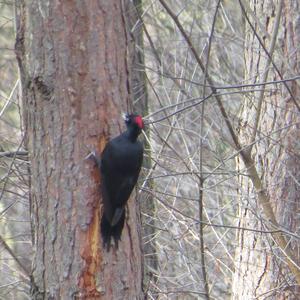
[
  {"x1": 85, "y1": 150, "x2": 101, "y2": 168},
  {"x1": 84, "y1": 151, "x2": 96, "y2": 161}
]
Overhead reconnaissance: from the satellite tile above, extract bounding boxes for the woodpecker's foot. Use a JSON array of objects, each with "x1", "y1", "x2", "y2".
[
  {"x1": 85, "y1": 150, "x2": 101, "y2": 168},
  {"x1": 84, "y1": 150, "x2": 96, "y2": 160}
]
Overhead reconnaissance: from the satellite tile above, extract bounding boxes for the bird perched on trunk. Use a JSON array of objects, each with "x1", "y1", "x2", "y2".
[{"x1": 87, "y1": 114, "x2": 144, "y2": 250}]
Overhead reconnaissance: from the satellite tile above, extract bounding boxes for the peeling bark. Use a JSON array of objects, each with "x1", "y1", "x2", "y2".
[{"x1": 16, "y1": 1, "x2": 144, "y2": 298}]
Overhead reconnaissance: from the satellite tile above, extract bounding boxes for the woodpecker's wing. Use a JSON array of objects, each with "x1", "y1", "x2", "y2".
[
  {"x1": 100, "y1": 136, "x2": 143, "y2": 226},
  {"x1": 100, "y1": 143, "x2": 118, "y2": 223},
  {"x1": 109, "y1": 172, "x2": 140, "y2": 226}
]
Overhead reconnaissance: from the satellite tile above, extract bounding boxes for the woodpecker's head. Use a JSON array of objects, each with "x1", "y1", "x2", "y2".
[{"x1": 124, "y1": 113, "x2": 144, "y2": 130}]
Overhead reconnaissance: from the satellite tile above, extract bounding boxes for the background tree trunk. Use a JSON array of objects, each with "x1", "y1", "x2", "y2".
[
  {"x1": 15, "y1": 1, "x2": 144, "y2": 298},
  {"x1": 232, "y1": 1, "x2": 300, "y2": 298}
]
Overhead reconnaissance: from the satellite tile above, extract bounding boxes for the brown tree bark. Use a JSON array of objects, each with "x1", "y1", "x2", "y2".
[
  {"x1": 15, "y1": 1, "x2": 144, "y2": 299},
  {"x1": 232, "y1": 1, "x2": 300, "y2": 299}
]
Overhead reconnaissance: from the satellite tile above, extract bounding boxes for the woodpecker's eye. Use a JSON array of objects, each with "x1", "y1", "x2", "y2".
[{"x1": 124, "y1": 113, "x2": 131, "y2": 124}]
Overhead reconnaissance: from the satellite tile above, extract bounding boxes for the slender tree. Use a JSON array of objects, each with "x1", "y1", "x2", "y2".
[{"x1": 15, "y1": 1, "x2": 144, "y2": 298}]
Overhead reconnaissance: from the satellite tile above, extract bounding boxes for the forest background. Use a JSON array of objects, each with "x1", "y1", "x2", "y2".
[{"x1": 0, "y1": 0, "x2": 299, "y2": 299}]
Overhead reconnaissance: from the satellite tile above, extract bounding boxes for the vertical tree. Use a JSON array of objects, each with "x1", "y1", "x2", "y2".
[
  {"x1": 232, "y1": 1, "x2": 300, "y2": 298},
  {"x1": 15, "y1": 1, "x2": 144, "y2": 298}
]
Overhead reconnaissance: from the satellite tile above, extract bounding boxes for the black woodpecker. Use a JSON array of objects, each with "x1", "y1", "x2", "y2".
[{"x1": 88, "y1": 114, "x2": 144, "y2": 250}]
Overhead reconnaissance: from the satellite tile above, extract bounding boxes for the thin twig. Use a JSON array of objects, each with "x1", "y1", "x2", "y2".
[
  {"x1": 0, "y1": 234, "x2": 30, "y2": 279},
  {"x1": 0, "y1": 79, "x2": 19, "y2": 118},
  {"x1": 198, "y1": 1, "x2": 222, "y2": 298},
  {"x1": 0, "y1": 150, "x2": 28, "y2": 158},
  {"x1": 145, "y1": 92, "x2": 214, "y2": 125}
]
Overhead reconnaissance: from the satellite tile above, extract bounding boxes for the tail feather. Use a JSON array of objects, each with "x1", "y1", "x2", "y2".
[
  {"x1": 101, "y1": 210, "x2": 125, "y2": 251},
  {"x1": 110, "y1": 207, "x2": 125, "y2": 226}
]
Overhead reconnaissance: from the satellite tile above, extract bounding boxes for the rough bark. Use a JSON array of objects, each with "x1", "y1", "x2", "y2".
[
  {"x1": 232, "y1": 1, "x2": 300, "y2": 299},
  {"x1": 15, "y1": 1, "x2": 144, "y2": 299}
]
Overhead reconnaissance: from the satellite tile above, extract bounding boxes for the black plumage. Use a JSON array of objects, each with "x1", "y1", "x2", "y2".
[{"x1": 99, "y1": 114, "x2": 144, "y2": 249}]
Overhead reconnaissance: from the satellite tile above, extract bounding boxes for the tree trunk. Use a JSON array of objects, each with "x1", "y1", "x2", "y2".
[
  {"x1": 15, "y1": 1, "x2": 144, "y2": 298},
  {"x1": 232, "y1": 1, "x2": 300, "y2": 299}
]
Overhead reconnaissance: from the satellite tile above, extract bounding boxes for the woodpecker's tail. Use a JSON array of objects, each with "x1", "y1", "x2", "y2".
[{"x1": 101, "y1": 210, "x2": 125, "y2": 251}]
